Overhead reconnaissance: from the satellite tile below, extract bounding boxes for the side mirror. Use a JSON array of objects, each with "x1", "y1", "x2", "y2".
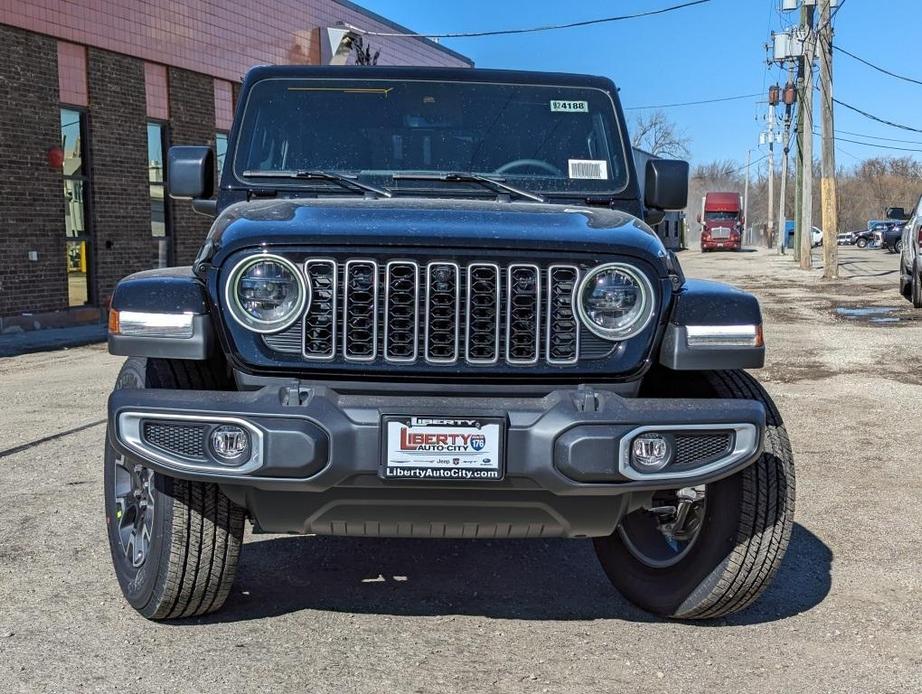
[
  {"x1": 167, "y1": 146, "x2": 215, "y2": 201},
  {"x1": 644, "y1": 159, "x2": 689, "y2": 212}
]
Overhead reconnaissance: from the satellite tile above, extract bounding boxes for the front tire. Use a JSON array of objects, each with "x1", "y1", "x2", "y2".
[
  {"x1": 104, "y1": 358, "x2": 245, "y2": 620},
  {"x1": 912, "y1": 262, "x2": 922, "y2": 309},
  {"x1": 594, "y1": 370, "x2": 795, "y2": 619},
  {"x1": 856, "y1": 237, "x2": 868, "y2": 248}
]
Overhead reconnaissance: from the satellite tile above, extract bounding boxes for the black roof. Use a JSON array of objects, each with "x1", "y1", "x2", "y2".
[{"x1": 242, "y1": 64, "x2": 618, "y2": 92}]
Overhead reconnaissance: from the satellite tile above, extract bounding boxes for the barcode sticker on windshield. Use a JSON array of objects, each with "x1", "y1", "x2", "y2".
[
  {"x1": 568, "y1": 159, "x2": 608, "y2": 180},
  {"x1": 551, "y1": 100, "x2": 588, "y2": 113}
]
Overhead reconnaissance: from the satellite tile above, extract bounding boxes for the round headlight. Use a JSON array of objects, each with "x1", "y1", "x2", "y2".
[
  {"x1": 225, "y1": 255, "x2": 308, "y2": 333},
  {"x1": 576, "y1": 263, "x2": 655, "y2": 340}
]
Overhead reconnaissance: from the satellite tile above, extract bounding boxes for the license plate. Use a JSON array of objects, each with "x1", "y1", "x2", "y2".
[{"x1": 381, "y1": 415, "x2": 504, "y2": 481}]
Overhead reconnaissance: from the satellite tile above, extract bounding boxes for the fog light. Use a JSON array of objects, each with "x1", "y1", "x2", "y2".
[
  {"x1": 210, "y1": 425, "x2": 250, "y2": 463},
  {"x1": 631, "y1": 433, "x2": 672, "y2": 472}
]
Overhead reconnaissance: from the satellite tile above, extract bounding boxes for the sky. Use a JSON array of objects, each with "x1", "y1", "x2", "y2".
[{"x1": 358, "y1": 0, "x2": 922, "y2": 168}]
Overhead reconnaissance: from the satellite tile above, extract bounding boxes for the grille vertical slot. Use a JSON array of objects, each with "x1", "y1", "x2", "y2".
[
  {"x1": 546, "y1": 265, "x2": 580, "y2": 365},
  {"x1": 384, "y1": 261, "x2": 420, "y2": 362},
  {"x1": 424, "y1": 262, "x2": 460, "y2": 363},
  {"x1": 343, "y1": 259, "x2": 379, "y2": 361},
  {"x1": 465, "y1": 263, "x2": 501, "y2": 364},
  {"x1": 506, "y1": 264, "x2": 541, "y2": 364},
  {"x1": 303, "y1": 259, "x2": 337, "y2": 360}
]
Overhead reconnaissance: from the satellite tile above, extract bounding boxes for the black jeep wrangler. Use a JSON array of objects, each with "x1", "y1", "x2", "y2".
[{"x1": 104, "y1": 66, "x2": 794, "y2": 621}]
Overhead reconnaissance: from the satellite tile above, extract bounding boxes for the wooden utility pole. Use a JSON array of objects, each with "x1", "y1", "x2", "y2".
[
  {"x1": 819, "y1": 0, "x2": 839, "y2": 279},
  {"x1": 778, "y1": 74, "x2": 796, "y2": 255},
  {"x1": 799, "y1": 4, "x2": 816, "y2": 270},
  {"x1": 767, "y1": 102, "x2": 776, "y2": 250},
  {"x1": 743, "y1": 149, "x2": 751, "y2": 243}
]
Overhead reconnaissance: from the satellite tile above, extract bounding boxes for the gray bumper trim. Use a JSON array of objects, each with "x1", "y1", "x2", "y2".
[{"x1": 108, "y1": 384, "x2": 765, "y2": 494}]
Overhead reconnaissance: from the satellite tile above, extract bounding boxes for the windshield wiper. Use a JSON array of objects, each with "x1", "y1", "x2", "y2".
[
  {"x1": 241, "y1": 169, "x2": 391, "y2": 198},
  {"x1": 391, "y1": 172, "x2": 545, "y2": 203}
]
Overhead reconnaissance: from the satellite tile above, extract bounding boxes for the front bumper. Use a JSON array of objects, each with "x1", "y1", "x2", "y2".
[
  {"x1": 108, "y1": 384, "x2": 765, "y2": 538},
  {"x1": 701, "y1": 239, "x2": 741, "y2": 250}
]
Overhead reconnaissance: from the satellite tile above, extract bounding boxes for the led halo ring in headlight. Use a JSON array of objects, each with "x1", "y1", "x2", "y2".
[
  {"x1": 224, "y1": 253, "x2": 308, "y2": 334},
  {"x1": 576, "y1": 262, "x2": 656, "y2": 341}
]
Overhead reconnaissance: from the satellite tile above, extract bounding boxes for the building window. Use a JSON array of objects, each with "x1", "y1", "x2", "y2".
[
  {"x1": 148, "y1": 122, "x2": 171, "y2": 268},
  {"x1": 215, "y1": 132, "x2": 228, "y2": 182},
  {"x1": 61, "y1": 108, "x2": 91, "y2": 307}
]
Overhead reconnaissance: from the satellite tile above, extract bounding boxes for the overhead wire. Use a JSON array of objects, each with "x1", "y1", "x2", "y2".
[
  {"x1": 834, "y1": 45, "x2": 922, "y2": 87},
  {"x1": 344, "y1": 0, "x2": 711, "y2": 39},
  {"x1": 624, "y1": 92, "x2": 762, "y2": 111}
]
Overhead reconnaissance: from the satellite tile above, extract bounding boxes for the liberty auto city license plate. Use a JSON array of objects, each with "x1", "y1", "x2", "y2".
[{"x1": 381, "y1": 415, "x2": 504, "y2": 481}]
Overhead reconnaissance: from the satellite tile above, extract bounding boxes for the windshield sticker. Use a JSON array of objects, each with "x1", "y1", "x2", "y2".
[
  {"x1": 550, "y1": 100, "x2": 588, "y2": 113},
  {"x1": 568, "y1": 159, "x2": 608, "y2": 180}
]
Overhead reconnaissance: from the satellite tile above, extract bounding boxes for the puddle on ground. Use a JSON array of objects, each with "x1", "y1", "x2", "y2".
[{"x1": 834, "y1": 306, "x2": 909, "y2": 325}]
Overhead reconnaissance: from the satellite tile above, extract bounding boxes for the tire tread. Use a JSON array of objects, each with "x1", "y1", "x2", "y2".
[{"x1": 675, "y1": 369, "x2": 796, "y2": 619}]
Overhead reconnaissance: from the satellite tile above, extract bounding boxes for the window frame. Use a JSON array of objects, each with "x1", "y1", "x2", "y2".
[
  {"x1": 147, "y1": 119, "x2": 173, "y2": 268},
  {"x1": 60, "y1": 104, "x2": 95, "y2": 307}
]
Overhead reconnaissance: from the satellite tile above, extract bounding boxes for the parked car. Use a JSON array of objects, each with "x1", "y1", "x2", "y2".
[
  {"x1": 811, "y1": 226, "x2": 823, "y2": 248},
  {"x1": 837, "y1": 231, "x2": 856, "y2": 246},
  {"x1": 899, "y1": 195, "x2": 922, "y2": 307},
  {"x1": 783, "y1": 221, "x2": 823, "y2": 248},
  {"x1": 883, "y1": 222, "x2": 906, "y2": 253},
  {"x1": 103, "y1": 64, "x2": 794, "y2": 622},
  {"x1": 852, "y1": 228, "x2": 877, "y2": 248}
]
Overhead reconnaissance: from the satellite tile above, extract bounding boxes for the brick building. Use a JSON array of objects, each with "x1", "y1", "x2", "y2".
[{"x1": 0, "y1": 1, "x2": 470, "y2": 328}]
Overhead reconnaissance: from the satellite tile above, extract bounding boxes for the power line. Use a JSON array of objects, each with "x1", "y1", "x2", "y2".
[
  {"x1": 828, "y1": 134, "x2": 922, "y2": 154},
  {"x1": 833, "y1": 98, "x2": 922, "y2": 134},
  {"x1": 731, "y1": 154, "x2": 769, "y2": 175},
  {"x1": 837, "y1": 129, "x2": 922, "y2": 146},
  {"x1": 813, "y1": 129, "x2": 922, "y2": 153},
  {"x1": 344, "y1": 0, "x2": 711, "y2": 39},
  {"x1": 834, "y1": 45, "x2": 922, "y2": 87},
  {"x1": 624, "y1": 92, "x2": 761, "y2": 111}
]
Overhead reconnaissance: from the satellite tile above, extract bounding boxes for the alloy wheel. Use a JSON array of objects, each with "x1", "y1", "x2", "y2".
[{"x1": 113, "y1": 454, "x2": 155, "y2": 568}]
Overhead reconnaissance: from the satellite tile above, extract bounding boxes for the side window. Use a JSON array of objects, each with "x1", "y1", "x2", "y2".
[
  {"x1": 147, "y1": 122, "x2": 170, "y2": 268},
  {"x1": 61, "y1": 108, "x2": 92, "y2": 306}
]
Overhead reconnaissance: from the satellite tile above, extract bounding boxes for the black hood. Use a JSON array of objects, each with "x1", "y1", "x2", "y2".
[{"x1": 206, "y1": 197, "x2": 668, "y2": 273}]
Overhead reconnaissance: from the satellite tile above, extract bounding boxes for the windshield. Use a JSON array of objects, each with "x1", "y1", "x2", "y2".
[
  {"x1": 232, "y1": 78, "x2": 628, "y2": 195},
  {"x1": 704, "y1": 211, "x2": 739, "y2": 221}
]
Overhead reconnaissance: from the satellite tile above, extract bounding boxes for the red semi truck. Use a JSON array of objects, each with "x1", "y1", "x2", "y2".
[{"x1": 698, "y1": 192, "x2": 744, "y2": 252}]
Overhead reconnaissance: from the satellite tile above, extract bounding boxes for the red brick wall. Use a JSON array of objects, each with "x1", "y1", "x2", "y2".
[
  {"x1": 168, "y1": 67, "x2": 217, "y2": 266},
  {"x1": 86, "y1": 48, "x2": 152, "y2": 305},
  {"x1": 0, "y1": 25, "x2": 69, "y2": 316},
  {"x1": 0, "y1": 0, "x2": 471, "y2": 84}
]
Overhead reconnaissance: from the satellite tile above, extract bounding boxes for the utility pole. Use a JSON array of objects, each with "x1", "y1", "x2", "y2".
[
  {"x1": 819, "y1": 0, "x2": 839, "y2": 279},
  {"x1": 766, "y1": 100, "x2": 776, "y2": 251},
  {"x1": 778, "y1": 76, "x2": 796, "y2": 255},
  {"x1": 743, "y1": 149, "x2": 751, "y2": 244},
  {"x1": 798, "y1": 3, "x2": 816, "y2": 270}
]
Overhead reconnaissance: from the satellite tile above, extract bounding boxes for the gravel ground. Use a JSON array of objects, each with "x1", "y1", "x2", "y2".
[{"x1": 1, "y1": 246, "x2": 920, "y2": 693}]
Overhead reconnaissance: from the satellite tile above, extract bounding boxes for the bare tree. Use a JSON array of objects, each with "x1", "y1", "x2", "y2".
[
  {"x1": 630, "y1": 110, "x2": 691, "y2": 159},
  {"x1": 351, "y1": 36, "x2": 380, "y2": 66}
]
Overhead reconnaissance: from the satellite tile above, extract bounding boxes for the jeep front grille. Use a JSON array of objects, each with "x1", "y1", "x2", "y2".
[{"x1": 263, "y1": 257, "x2": 606, "y2": 367}]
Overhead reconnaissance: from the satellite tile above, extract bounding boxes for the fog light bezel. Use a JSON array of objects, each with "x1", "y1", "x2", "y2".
[
  {"x1": 619, "y1": 423, "x2": 760, "y2": 481},
  {"x1": 117, "y1": 411, "x2": 264, "y2": 475}
]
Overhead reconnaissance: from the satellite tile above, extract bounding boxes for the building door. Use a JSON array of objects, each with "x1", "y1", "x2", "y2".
[{"x1": 61, "y1": 108, "x2": 93, "y2": 306}]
